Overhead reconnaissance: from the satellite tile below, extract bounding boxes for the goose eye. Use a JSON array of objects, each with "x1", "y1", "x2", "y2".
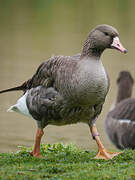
[{"x1": 104, "y1": 32, "x2": 109, "y2": 36}]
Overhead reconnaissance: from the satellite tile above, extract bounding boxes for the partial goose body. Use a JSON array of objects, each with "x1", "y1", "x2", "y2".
[
  {"x1": 9, "y1": 55, "x2": 108, "y2": 127},
  {"x1": 105, "y1": 71, "x2": 135, "y2": 149},
  {"x1": 0, "y1": 24, "x2": 127, "y2": 158}
]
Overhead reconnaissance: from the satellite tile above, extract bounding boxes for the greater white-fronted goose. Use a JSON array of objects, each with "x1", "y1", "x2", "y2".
[
  {"x1": 0, "y1": 24, "x2": 127, "y2": 159},
  {"x1": 105, "y1": 71, "x2": 135, "y2": 149}
]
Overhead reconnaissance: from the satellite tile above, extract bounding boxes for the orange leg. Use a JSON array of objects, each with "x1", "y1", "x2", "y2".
[
  {"x1": 30, "y1": 128, "x2": 44, "y2": 158},
  {"x1": 90, "y1": 124, "x2": 121, "y2": 159}
]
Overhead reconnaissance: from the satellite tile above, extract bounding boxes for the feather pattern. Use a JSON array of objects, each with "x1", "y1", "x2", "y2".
[{"x1": 26, "y1": 54, "x2": 108, "y2": 128}]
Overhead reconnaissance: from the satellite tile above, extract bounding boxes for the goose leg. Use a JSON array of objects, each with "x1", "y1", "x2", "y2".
[
  {"x1": 30, "y1": 128, "x2": 44, "y2": 158},
  {"x1": 90, "y1": 124, "x2": 121, "y2": 159}
]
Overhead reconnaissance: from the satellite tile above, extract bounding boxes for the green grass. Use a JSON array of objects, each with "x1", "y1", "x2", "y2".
[{"x1": 0, "y1": 143, "x2": 135, "y2": 180}]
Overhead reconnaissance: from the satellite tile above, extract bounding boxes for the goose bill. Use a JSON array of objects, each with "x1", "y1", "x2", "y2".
[{"x1": 111, "y1": 37, "x2": 127, "y2": 54}]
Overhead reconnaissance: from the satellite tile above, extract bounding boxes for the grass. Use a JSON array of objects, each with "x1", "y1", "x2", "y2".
[{"x1": 0, "y1": 143, "x2": 135, "y2": 180}]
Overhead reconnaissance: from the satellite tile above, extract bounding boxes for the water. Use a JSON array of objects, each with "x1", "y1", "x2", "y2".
[{"x1": 0, "y1": 0, "x2": 135, "y2": 152}]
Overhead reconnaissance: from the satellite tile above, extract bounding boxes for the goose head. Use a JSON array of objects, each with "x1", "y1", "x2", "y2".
[{"x1": 81, "y1": 24, "x2": 127, "y2": 58}]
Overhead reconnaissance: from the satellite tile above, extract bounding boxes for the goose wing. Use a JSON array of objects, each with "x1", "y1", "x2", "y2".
[
  {"x1": 110, "y1": 98, "x2": 135, "y2": 121},
  {"x1": 25, "y1": 54, "x2": 79, "y2": 92}
]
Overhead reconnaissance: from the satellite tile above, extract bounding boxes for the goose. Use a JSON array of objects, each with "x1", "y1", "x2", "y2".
[
  {"x1": 0, "y1": 24, "x2": 127, "y2": 159},
  {"x1": 105, "y1": 71, "x2": 135, "y2": 149}
]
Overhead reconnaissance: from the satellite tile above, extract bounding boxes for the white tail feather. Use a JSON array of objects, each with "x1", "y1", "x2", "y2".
[{"x1": 7, "y1": 92, "x2": 32, "y2": 118}]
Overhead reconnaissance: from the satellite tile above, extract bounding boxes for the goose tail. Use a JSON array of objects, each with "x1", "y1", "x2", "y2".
[{"x1": 0, "y1": 82, "x2": 27, "y2": 94}]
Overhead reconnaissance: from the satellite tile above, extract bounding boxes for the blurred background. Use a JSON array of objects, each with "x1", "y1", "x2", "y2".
[{"x1": 0, "y1": 0, "x2": 135, "y2": 153}]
